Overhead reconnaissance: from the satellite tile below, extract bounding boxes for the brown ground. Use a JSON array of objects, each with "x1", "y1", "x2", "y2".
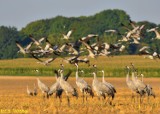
[{"x1": 0, "y1": 76, "x2": 160, "y2": 114}]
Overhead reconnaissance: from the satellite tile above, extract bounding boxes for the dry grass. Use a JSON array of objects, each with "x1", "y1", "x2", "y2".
[{"x1": 0, "y1": 76, "x2": 160, "y2": 114}]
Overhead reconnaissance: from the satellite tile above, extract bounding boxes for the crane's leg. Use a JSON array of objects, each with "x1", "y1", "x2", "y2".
[
  {"x1": 43, "y1": 93, "x2": 46, "y2": 99},
  {"x1": 98, "y1": 96, "x2": 100, "y2": 101},
  {"x1": 82, "y1": 90, "x2": 85, "y2": 103},
  {"x1": 58, "y1": 95, "x2": 62, "y2": 106},
  {"x1": 106, "y1": 96, "x2": 111, "y2": 105},
  {"x1": 109, "y1": 97, "x2": 112, "y2": 105},
  {"x1": 67, "y1": 96, "x2": 70, "y2": 106},
  {"x1": 135, "y1": 93, "x2": 139, "y2": 102},
  {"x1": 85, "y1": 93, "x2": 88, "y2": 101},
  {"x1": 147, "y1": 96, "x2": 150, "y2": 103},
  {"x1": 65, "y1": 92, "x2": 70, "y2": 106},
  {"x1": 131, "y1": 92, "x2": 136, "y2": 103},
  {"x1": 139, "y1": 96, "x2": 141, "y2": 104},
  {"x1": 59, "y1": 95, "x2": 62, "y2": 103},
  {"x1": 139, "y1": 95, "x2": 143, "y2": 104},
  {"x1": 103, "y1": 96, "x2": 106, "y2": 105},
  {"x1": 101, "y1": 94, "x2": 106, "y2": 105},
  {"x1": 131, "y1": 92, "x2": 134, "y2": 99},
  {"x1": 46, "y1": 93, "x2": 49, "y2": 99}
]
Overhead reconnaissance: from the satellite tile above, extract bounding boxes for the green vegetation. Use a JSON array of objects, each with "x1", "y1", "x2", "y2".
[
  {"x1": 0, "y1": 9, "x2": 160, "y2": 59},
  {"x1": 0, "y1": 56, "x2": 160, "y2": 77},
  {"x1": 0, "y1": 26, "x2": 21, "y2": 59}
]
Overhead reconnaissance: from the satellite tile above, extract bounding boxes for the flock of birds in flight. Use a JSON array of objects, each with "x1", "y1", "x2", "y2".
[{"x1": 16, "y1": 20, "x2": 160, "y2": 106}]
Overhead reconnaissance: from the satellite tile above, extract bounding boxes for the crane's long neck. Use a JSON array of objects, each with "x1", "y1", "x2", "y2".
[
  {"x1": 93, "y1": 73, "x2": 98, "y2": 81},
  {"x1": 75, "y1": 65, "x2": 79, "y2": 80},
  {"x1": 76, "y1": 71, "x2": 78, "y2": 80},
  {"x1": 61, "y1": 65, "x2": 64, "y2": 71},
  {"x1": 94, "y1": 67, "x2": 97, "y2": 74},
  {"x1": 102, "y1": 71, "x2": 105, "y2": 82},
  {"x1": 37, "y1": 78, "x2": 40, "y2": 83},
  {"x1": 27, "y1": 85, "x2": 29, "y2": 91},
  {"x1": 60, "y1": 71, "x2": 64, "y2": 80},
  {"x1": 126, "y1": 69, "x2": 130, "y2": 81},
  {"x1": 131, "y1": 72, "x2": 136, "y2": 81},
  {"x1": 141, "y1": 75, "x2": 143, "y2": 82}
]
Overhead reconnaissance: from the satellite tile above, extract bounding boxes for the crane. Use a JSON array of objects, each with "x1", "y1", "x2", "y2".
[
  {"x1": 37, "y1": 78, "x2": 50, "y2": 98},
  {"x1": 75, "y1": 63, "x2": 94, "y2": 102},
  {"x1": 91, "y1": 72, "x2": 114, "y2": 104},
  {"x1": 59, "y1": 70, "x2": 78, "y2": 106},
  {"x1": 99, "y1": 70, "x2": 116, "y2": 94}
]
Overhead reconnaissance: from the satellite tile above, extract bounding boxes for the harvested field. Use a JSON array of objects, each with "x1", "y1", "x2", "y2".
[{"x1": 0, "y1": 76, "x2": 160, "y2": 114}]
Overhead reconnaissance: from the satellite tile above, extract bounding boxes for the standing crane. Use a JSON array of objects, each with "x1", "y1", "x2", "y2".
[
  {"x1": 48, "y1": 68, "x2": 72, "y2": 102},
  {"x1": 33, "y1": 83, "x2": 38, "y2": 96},
  {"x1": 91, "y1": 72, "x2": 114, "y2": 104},
  {"x1": 99, "y1": 70, "x2": 116, "y2": 94},
  {"x1": 130, "y1": 63, "x2": 146, "y2": 96},
  {"x1": 125, "y1": 66, "x2": 138, "y2": 99},
  {"x1": 27, "y1": 85, "x2": 33, "y2": 96},
  {"x1": 130, "y1": 63, "x2": 155, "y2": 102},
  {"x1": 139, "y1": 74, "x2": 155, "y2": 98},
  {"x1": 59, "y1": 70, "x2": 78, "y2": 106},
  {"x1": 37, "y1": 78, "x2": 50, "y2": 98},
  {"x1": 27, "y1": 83, "x2": 38, "y2": 96},
  {"x1": 75, "y1": 63, "x2": 94, "y2": 102}
]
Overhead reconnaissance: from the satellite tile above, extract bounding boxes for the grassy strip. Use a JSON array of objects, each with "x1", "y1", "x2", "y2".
[{"x1": 0, "y1": 55, "x2": 160, "y2": 77}]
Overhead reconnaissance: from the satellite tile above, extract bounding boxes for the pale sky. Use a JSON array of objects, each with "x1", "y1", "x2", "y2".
[{"x1": 0, "y1": 0, "x2": 160, "y2": 30}]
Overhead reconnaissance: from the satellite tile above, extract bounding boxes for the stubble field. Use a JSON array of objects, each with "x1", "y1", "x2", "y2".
[{"x1": 0, "y1": 76, "x2": 160, "y2": 114}]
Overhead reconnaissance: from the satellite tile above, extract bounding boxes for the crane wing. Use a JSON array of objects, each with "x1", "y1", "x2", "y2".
[
  {"x1": 15, "y1": 41, "x2": 25, "y2": 54},
  {"x1": 67, "y1": 30, "x2": 73, "y2": 37},
  {"x1": 39, "y1": 37, "x2": 45, "y2": 43},
  {"x1": 25, "y1": 42, "x2": 33, "y2": 50},
  {"x1": 63, "y1": 70, "x2": 72, "y2": 81}
]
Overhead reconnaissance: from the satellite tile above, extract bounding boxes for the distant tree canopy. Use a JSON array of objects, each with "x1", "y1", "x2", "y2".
[
  {"x1": 0, "y1": 26, "x2": 21, "y2": 59},
  {"x1": 21, "y1": 9, "x2": 131, "y2": 39},
  {"x1": 0, "y1": 9, "x2": 160, "y2": 59}
]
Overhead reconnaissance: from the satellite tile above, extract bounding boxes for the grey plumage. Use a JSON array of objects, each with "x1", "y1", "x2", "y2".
[
  {"x1": 75, "y1": 63, "x2": 94, "y2": 102},
  {"x1": 125, "y1": 66, "x2": 138, "y2": 92},
  {"x1": 99, "y1": 70, "x2": 116, "y2": 94},
  {"x1": 37, "y1": 78, "x2": 50, "y2": 98},
  {"x1": 145, "y1": 84, "x2": 155, "y2": 98},
  {"x1": 27, "y1": 85, "x2": 34, "y2": 96},
  {"x1": 27, "y1": 83, "x2": 37, "y2": 96},
  {"x1": 59, "y1": 70, "x2": 78, "y2": 106},
  {"x1": 130, "y1": 64, "x2": 147, "y2": 96},
  {"x1": 48, "y1": 69, "x2": 72, "y2": 99},
  {"x1": 129, "y1": 63, "x2": 155, "y2": 102},
  {"x1": 48, "y1": 78, "x2": 61, "y2": 96},
  {"x1": 92, "y1": 72, "x2": 114, "y2": 103},
  {"x1": 80, "y1": 39, "x2": 97, "y2": 58}
]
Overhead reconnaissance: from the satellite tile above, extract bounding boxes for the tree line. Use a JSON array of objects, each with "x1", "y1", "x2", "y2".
[{"x1": 0, "y1": 9, "x2": 160, "y2": 59}]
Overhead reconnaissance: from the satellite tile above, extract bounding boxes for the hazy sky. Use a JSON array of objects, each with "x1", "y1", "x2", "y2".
[{"x1": 0, "y1": 0, "x2": 160, "y2": 30}]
